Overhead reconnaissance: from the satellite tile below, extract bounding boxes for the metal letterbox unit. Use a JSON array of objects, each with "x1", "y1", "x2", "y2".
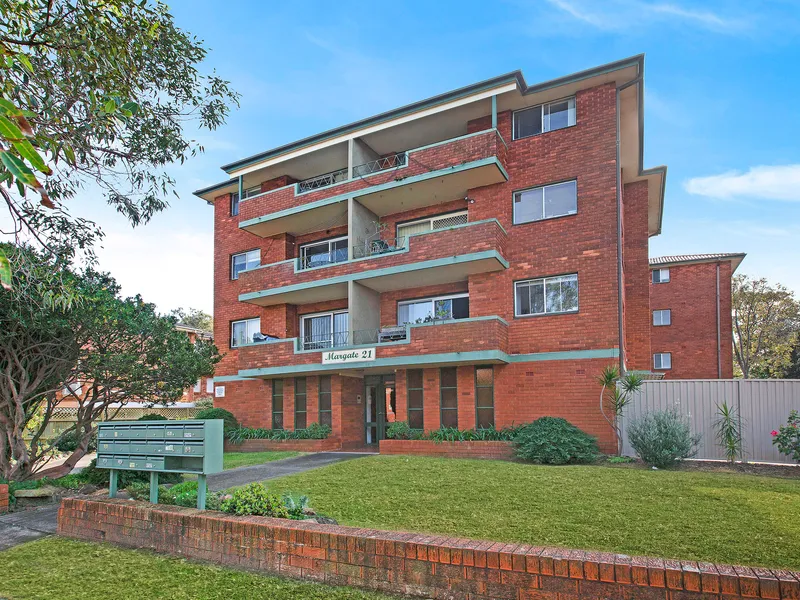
[{"x1": 95, "y1": 419, "x2": 223, "y2": 509}]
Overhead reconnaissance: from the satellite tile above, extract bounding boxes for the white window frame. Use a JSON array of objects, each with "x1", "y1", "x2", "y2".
[
  {"x1": 514, "y1": 274, "x2": 579, "y2": 317},
  {"x1": 231, "y1": 317, "x2": 261, "y2": 348},
  {"x1": 397, "y1": 293, "x2": 469, "y2": 324},
  {"x1": 512, "y1": 96, "x2": 577, "y2": 140},
  {"x1": 513, "y1": 180, "x2": 577, "y2": 225},
  {"x1": 193, "y1": 380, "x2": 201, "y2": 393},
  {"x1": 396, "y1": 211, "x2": 468, "y2": 244},
  {"x1": 652, "y1": 268, "x2": 670, "y2": 283},
  {"x1": 299, "y1": 236, "x2": 349, "y2": 268},
  {"x1": 231, "y1": 249, "x2": 260, "y2": 280},
  {"x1": 653, "y1": 309, "x2": 671, "y2": 326},
  {"x1": 653, "y1": 353, "x2": 672, "y2": 370},
  {"x1": 206, "y1": 378, "x2": 214, "y2": 393},
  {"x1": 62, "y1": 381, "x2": 82, "y2": 396},
  {"x1": 300, "y1": 310, "x2": 349, "y2": 349}
]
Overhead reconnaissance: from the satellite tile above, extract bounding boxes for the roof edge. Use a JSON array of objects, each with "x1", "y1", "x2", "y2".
[{"x1": 650, "y1": 253, "x2": 747, "y2": 273}]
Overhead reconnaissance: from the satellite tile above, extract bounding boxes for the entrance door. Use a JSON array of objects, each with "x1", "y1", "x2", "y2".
[{"x1": 365, "y1": 375, "x2": 395, "y2": 444}]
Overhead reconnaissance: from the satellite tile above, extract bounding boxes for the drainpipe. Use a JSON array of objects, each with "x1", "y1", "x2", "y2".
[
  {"x1": 716, "y1": 262, "x2": 722, "y2": 378},
  {"x1": 615, "y1": 74, "x2": 642, "y2": 375}
]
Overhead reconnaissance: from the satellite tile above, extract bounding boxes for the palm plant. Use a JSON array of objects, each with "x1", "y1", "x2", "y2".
[
  {"x1": 597, "y1": 365, "x2": 644, "y2": 455},
  {"x1": 714, "y1": 401, "x2": 744, "y2": 463}
]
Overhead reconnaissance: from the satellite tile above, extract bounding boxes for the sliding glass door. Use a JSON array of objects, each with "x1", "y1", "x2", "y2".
[{"x1": 301, "y1": 311, "x2": 349, "y2": 350}]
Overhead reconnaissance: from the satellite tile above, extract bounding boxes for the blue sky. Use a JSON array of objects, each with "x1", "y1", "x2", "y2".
[{"x1": 78, "y1": 0, "x2": 800, "y2": 313}]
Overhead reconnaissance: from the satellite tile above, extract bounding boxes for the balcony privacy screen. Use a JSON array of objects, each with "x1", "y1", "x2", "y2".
[{"x1": 397, "y1": 212, "x2": 468, "y2": 247}]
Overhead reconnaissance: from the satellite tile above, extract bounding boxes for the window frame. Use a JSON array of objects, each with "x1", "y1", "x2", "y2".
[
  {"x1": 298, "y1": 235, "x2": 349, "y2": 269},
  {"x1": 406, "y1": 369, "x2": 424, "y2": 430},
  {"x1": 514, "y1": 273, "x2": 579, "y2": 318},
  {"x1": 231, "y1": 248, "x2": 260, "y2": 280},
  {"x1": 294, "y1": 377, "x2": 307, "y2": 430},
  {"x1": 230, "y1": 317, "x2": 260, "y2": 348},
  {"x1": 395, "y1": 210, "x2": 469, "y2": 242},
  {"x1": 272, "y1": 379, "x2": 284, "y2": 430},
  {"x1": 299, "y1": 309, "x2": 349, "y2": 349},
  {"x1": 653, "y1": 352, "x2": 672, "y2": 370},
  {"x1": 512, "y1": 179, "x2": 578, "y2": 225},
  {"x1": 206, "y1": 378, "x2": 214, "y2": 393},
  {"x1": 439, "y1": 367, "x2": 458, "y2": 429},
  {"x1": 652, "y1": 268, "x2": 671, "y2": 284},
  {"x1": 397, "y1": 293, "x2": 469, "y2": 325},
  {"x1": 230, "y1": 185, "x2": 261, "y2": 216},
  {"x1": 474, "y1": 366, "x2": 495, "y2": 429},
  {"x1": 512, "y1": 96, "x2": 577, "y2": 141},
  {"x1": 318, "y1": 376, "x2": 332, "y2": 427},
  {"x1": 653, "y1": 309, "x2": 672, "y2": 326}
]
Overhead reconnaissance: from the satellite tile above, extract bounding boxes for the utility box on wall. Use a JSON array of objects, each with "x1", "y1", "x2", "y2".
[{"x1": 96, "y1": 419, "x2": 223, "y2": 508}]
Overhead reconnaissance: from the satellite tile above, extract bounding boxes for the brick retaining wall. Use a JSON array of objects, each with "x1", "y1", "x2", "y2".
[
  {"x1": 224, "y1": 438, "x2": 341, "y2": 452},
  {"x1": 0, "y1": 483, "x2": 8, "y2": 514},
  {"x1": 379, "y1": 440, "x2": 515, "y2": 460},
  {"x1": 58, "y1": 498, "x2": 800, "y2": 600}
]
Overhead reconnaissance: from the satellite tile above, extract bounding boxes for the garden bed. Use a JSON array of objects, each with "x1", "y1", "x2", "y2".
[
  {"x1": 379, "y1": 439, "x2": 514, "y2": 460},
  {"x1": 224, "y1": 438, "x2": 341, "y2": 453}
]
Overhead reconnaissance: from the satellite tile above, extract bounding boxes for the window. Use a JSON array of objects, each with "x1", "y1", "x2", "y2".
[
  {"x1": 397, "y1": 211, "x2": 468, "y2": 246},
  {"x1": 475, "y1": 367, "x2": 494, "y2": 429},
  {"x1": 231, "y1": 185, "x2": 261, "y2": 216},
  {"x1": 652, "y1": 268, "x2": 670, "y2": 283},
  {"x1": 62, "y1": 382, "x2": 82, "y2": 396},
  {"x1": 206, "y1": 378, "x2": 214, "y2": 393},
  {"x1": 193, "y1": 380, "x2": 201, "y2": 393},
  {"x1": 440, "y1": 368, "x2": 458, "y2": 428},
  {"x1": 407, "y1": 370, "x2": 424, "y2": 430},
  {"x1": 653, "y1": 309, "x2": 671, "y2": 326},
  {"x1": 231, "y1": 318, "x2": 260, "y2": 348},
  {"x1": 295, "y1": 378, "x2": 307, "y2": 430},
  {"x1": 515, "y1": 274, "x2": 578, "y2": 317},
  {"x1": 299, "y1": 237, "x2": 348, "y2": 269},
  {"x1": 301, "y1": 311, "x2": 349, "y2": 350},
  {"x1": 654, "y1": 353, "x2": 672, "y2": 370},
  {"x1": 318, "y1": 376, "x2": 332, "y2": 427},
  {"x1": 231, "y1": 249, "x2": 260, "y2": 280},
  {"x1": 513, "y1": 180, "x2": 577, "y2": 225},
  {"x1": 513, "y1": 97, "x2": 576, "y2": 140},
  {"x1": 398, "y1": 294, "x2": 469, "y2": 324},
  {"x1": 272, "y1": 379, "x2": 284, "y2": 429}
]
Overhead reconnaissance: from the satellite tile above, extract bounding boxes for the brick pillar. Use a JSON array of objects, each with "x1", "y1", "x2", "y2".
[
  {"x1": 283, "y1": 378, "x2": 295, "y2": 431},
  {"x1": 422, "y1": 368, "x2": 440, "y2": 432},
  {"x1": 331, "y1": 375, "x2": 344, "y2": 440},
  {"x1": 457, "y1": 366, "x2": 476, "y2": 431},
  {"x1": 394, "y1": 369, "x2": 408, "y2": 423},
  {"x1": 306, "y1": 376, "x2": 319, "y2": 426},
  {"x1": 0, "y1": 483, "x2": 8, "y2": 514}
]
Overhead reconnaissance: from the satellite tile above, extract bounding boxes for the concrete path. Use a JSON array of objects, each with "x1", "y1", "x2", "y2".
[
  {"x1": 208, "y1": 452, "x2": 373, "y2": 491},
  {"x1": 0, "y1": 505, "x2": 60, "y2": 551}
]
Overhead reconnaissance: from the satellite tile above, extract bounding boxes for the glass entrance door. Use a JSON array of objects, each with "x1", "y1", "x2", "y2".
[{"x1": 365, "y1": 376, "x2": 395, "y2": 444}]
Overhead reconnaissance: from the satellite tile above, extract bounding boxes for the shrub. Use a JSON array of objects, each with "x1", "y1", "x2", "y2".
[
  {"x1": 220, "y1": 483, "x2": 289, "y2": 518},
  {"x1": 226, "y1": 423, "x2": 331, "y2": 443},
  {"x1": 194, "y1": 398, "x2": 214, "y2": 410},
  {"x1": 54, "y1": 430, "x2": 97, "y2": 453},
  {"x1": 195, "y1": 407, "x2": 238, "y2": 432},
  {"x1": 78, "y1": 458, "x2": 182, "y2": 488},
  {"x1": 282, "y1": 493, "x2": 310, "y2": 520},
  {"x1": 627, "y1": 409, "x2": 701, "y2": 468},
  {"x1": 512, "y1": 417, "x2": 600, "y2": 465},
  {"x1": 385, "y1": 421, "x2": 420, "y2": 440},
  {"x1": 714, "y1": 401, "x2": 743, "y2": 463},
  {"x1": 137, "y1": 413, "x2": 169, "y2": 421},
  {"x1": 772, "y1": 410, "x2": 800, "y2": 463},
  {"x1": 385, "y1": 421, "x2": 516, "y2": 441}
]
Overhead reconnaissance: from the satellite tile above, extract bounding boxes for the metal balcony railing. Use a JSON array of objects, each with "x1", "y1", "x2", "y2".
[
  {"x1": 297, "y1": 167, "x2": 348, "y2": 193},
  {"x1": 352, "y1": 152, "x2": 407, "y2": 177},
  {"x1": 352, "y1": 237, "x2": 407, "y2": 259},
  {"x1": 298, "y1": 248, "x2": 349, "y2": 270},
  {"x1": 300, "y1": 327, "x2": 408, "y2": 351}
]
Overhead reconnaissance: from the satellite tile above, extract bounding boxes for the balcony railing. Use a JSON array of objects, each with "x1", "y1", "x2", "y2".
[
  {"x1": 352, "y1": 152, "x2": 407, "y2": 178},
  {"x1": 299, "y1": 248, "x2": 349, "y2": 270},
  {"x1": 300, "y1": 327, "x2": 410, "y2": 351},
  {"x1": 297, "y1": 167, "x2": 348, "y2": 193},
  {"x1": 351, "y1": 237, "x2": 407, "y2": 260}
]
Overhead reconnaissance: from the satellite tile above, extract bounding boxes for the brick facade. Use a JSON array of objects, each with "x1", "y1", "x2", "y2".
[
  {"x1": 59, "y1": 498, "x2": 800, "y2": 600},
  {"x1": 0, "y1": 483, "x2": 8, "y2": 514}
]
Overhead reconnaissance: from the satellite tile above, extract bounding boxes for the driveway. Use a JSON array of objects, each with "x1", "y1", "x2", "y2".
[{"x1": 0, "y1": 505, "x2": 59, "y2": 551}]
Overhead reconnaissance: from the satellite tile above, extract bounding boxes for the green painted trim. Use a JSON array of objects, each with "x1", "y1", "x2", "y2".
[
  {"x1": 507, "y1": 348, "x2": 619, "y2": 362},
  {"x1": 193, "y1": 179, "x2": 238, "y2": 197},
  {"x1": 213, "y1": 375, "x2": 256, "y2": 382},
  {"x1": 491, "y1": 95, "x2": 497, "y2": 129},
  {"x1": 238, "y1": 250, "x2": 508, "y2": 302},
  {"x1": 238, "y1": 155, "x2": 507, "y2": 232},
  {"x1": 238, "y1": 175, "x2": 243, "y2": 200}
]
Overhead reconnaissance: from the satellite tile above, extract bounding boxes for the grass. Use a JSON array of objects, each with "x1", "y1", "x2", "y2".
[
  {"x1": 222, "y1": 451, "x2": 299, "y2": 470},
  {"x1": 265, "y1": 455, "x2": 800, "y2": 570},
  {"x1": 0, "y1": 538, "x2": 393, "y2": 600}
]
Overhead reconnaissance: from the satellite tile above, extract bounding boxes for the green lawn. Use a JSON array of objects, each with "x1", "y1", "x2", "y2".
[
  {"x1": 0, "y1": 538, "x2": 392, "y2": 600},
  {"x1": 223, "y1": 451, "x2": 299, "y2": 470},
  {"x1": 266, "y1": 455, "x2": 800, "y2": 570}
]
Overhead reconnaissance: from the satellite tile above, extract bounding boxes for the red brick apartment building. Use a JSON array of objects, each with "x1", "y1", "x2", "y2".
[{"x1": 195, "y1": 55, "x2": 741, "y2": 451}]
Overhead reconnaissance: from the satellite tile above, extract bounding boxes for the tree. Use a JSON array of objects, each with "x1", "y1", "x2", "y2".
[
  {"x1": 0, "y1": 0, "x2": 239, "y2": 285},
  {"x1": 597, "y1": 365, "x2": 644, "y2": 454},
  {"x1": 783, "y1": 335, "x2": 800, "y2": 379},
  {"x1": 0, "y1": 243, "x2": 220, "y2": 481},
  {"x1": 171, "y1": 307, "x2": 213, "y2": 332},
  {"x1": 732, "y1": 275, "x2": 800, "y2": 378}
]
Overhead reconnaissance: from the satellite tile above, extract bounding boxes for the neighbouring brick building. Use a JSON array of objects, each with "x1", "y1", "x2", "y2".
[{"x1": 194, "y1": 55, "x2": 742, "y2": 452}]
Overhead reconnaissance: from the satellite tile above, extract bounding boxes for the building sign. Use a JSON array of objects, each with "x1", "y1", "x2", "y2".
[
  {"x1": 214, "y1": 386, "x2": 225, "y2": 398},
  {"x1": 322, "y1": 348, "x2": 376, "y2": 364}
]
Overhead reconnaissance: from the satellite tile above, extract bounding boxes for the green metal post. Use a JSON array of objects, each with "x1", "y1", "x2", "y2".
[
  {"x1": 238, "y1": 175, "x2": 243, "y2": 199},
  {"x1": 491, "y1": 95, "x2": 497, "y2": 129},
  {"x1": 109, "y1": 470, "x2": 118, "y2": 498},
  {"x1": 149, "y1": 471, "x2": 159, "y2": 504},
  {"x1": 197, "y1": 474, "x2": 207, "y2": 510}
]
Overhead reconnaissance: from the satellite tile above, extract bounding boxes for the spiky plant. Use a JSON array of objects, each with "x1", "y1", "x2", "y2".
[{"x1": 714, "y1": 401, "x2": 744, "y2": 463}]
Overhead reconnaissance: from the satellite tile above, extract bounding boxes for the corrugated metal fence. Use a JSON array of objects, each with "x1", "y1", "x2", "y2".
[{"x1": 620, "y1": 379, "x2": 800, "y2": 464}]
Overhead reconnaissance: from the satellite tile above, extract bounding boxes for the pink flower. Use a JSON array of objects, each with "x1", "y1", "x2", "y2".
[{"x1": 771, "y1": 430, "x2": 779, "y2": 436}]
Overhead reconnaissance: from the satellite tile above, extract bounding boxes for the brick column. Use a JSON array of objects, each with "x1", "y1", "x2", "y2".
[
  {"x1": 331, "y1": 375, "x2": 344, "y2": 440},
  {"x1": 394, "y1": 369, "x2": 408, "y2": 423},
  {"x1": 422, "y1": 368, "x2": 440, "y2": 432},
  {"x1": 306, "y1": 376, "x2": 319, "y2": 426},
  {"x1": 457, "y1": 366, "x2": 476, "y2": 431},
  {"x1": 0, "y1": 483, "x2": 8, "y2": 514},
  {"x1": 283, "y1": 378, "x2": 295, "y2": 432}
]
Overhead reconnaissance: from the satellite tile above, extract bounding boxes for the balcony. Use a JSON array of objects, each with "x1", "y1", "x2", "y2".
[
  {"x1": 237, "y1": 128, "x2": 508, "y2": 238},
  {"x1": 236, "y1": 316, "x2": 510, "y2": 378},
  {"x1": 237, "y1": 219, "x2": 508, "y2": 307}
]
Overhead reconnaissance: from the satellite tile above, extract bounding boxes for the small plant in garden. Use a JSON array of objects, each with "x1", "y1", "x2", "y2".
[
  {"x1": 195, "y1": 407, "x2": 239, "y2": 432},
  {"x1": 137, "y1": 413, "x2": 169, "y2": 421},
  {"x1": 714, "y1": 400, "x2": 744, "y2": 463},
  {"x1": 771, "y1": 410, "x2": 800, "y2": 463},
  {"x1": 512, "y1": 417, "x2": 599, "y2": 464},
  {"x1": 627, "y1": 409, "x2": 701, "y2": 469},
  {"x1": 220, "y1": 483, "x2": 290, "y2": 518},
  {"x1": 597, "y1": 365, "x2": 644, "y2": 454},
  {"x1": 194, "y1": 398, "x2": 214, "y2": 410},
  {"x1": 385, "y1": 421, "x2": 419, "y2": 440},
  {"x1": 282, "y1": 493, "x2": 310, "y2": 520},
  {"x1": 607, "y1": 455, "x2": 634, "y2": 464},
  {"x1": 79, "y1": 458, "x2": 182, "y2": 488},
  {"x1": 226, "y1": 423, "x2": 331, "y2": 443}
]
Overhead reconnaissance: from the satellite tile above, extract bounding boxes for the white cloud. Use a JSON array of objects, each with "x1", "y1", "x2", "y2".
[{"x1": 684, "y1": 165, "x2": 800, "y2": 202}]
